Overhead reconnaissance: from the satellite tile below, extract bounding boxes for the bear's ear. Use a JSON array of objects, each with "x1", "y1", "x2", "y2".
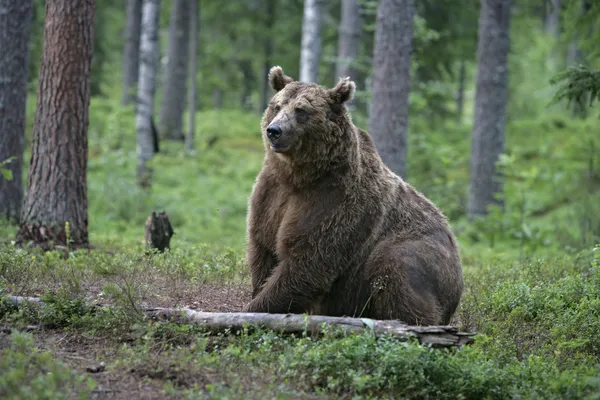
[
  {"x1": 269, "y1": 66, "x2": 293, "y2": 92},
  {"x1": 329, "y1": 77, "x2": 356, "y2": 104}
]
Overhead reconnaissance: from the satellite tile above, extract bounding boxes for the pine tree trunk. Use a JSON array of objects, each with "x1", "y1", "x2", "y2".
[
  {"x1": 185, "y1": 0, "x2": 199, "y2": 153},
  {"x1": 159, "y1": 0, "x2": 190, "y2": 141},
  {"x1": 368, "y1": 0, "x2": 414, "y2": 180},
  {"x1": 0, "y1": 0, "x2": 32, "y2": 223},
  {"x1": 136, "y1": 0, "x2": 160, "y2": 188},
  {"x1": 121, "y1": 0, "x2": 142, "y2": 106},
  {"x1": 336, "y1": 0, "x2": 361, "y2": 82},
  {"x1": 16, "y1": 0, "x2": 94, "y2": 248},
  {"x1": 261, "y1": 0, "x2": 276, "y2": 111},
  {"x1": 299, "y1": 0, "x2": 325, "y2": 83},
  {"x1": 467, "y1": 0, "x2": 511, "y2": 218}
]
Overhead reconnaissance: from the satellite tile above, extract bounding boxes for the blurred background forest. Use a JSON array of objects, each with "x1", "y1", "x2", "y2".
[{"x1": 0, "y1": 0, "x2": 599, "y2": 256}]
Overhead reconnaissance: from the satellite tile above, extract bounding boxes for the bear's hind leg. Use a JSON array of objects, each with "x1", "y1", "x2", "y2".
[{"x1": 360, "y1": 238, "x2": 447, "y2": 325}]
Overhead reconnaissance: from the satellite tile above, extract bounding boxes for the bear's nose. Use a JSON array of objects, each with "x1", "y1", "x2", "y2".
[{"x1": 266, "y1": 125, "x2": 282, "y2": 141}]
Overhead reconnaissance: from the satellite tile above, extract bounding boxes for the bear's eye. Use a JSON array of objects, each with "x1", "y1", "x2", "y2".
[
  {"x1": 295, "y1": 108, "x2": 308, "y2": 118},
  {"x1": 272, "y1": 104, "x2": 281, "y2": 113}
]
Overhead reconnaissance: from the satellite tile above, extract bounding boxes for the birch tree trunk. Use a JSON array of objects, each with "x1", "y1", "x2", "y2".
[
  {"x1": 467, "y1": 0, "x2": 511, "y2": 218},
  {"x1": 336, "y1": 0, "x2": 361, "y2": 81},
  {"x1": 185, "y1": 0, "x2": 199, "y2": 153},
  {"x1": 159, "y1": 0, "x2": 190, "y2": 141},
  {"x1": 16, "y1": 0, "x2": 94, "y2": 248},
  {"x1": 121, "y1": 0, "x2": 142, "y2": 106},
  {"x1": 0, "y1": 0, "x2": 32, "y2": 223},
  {"x1": 135, "y1": 0, "x2": 160, "y2": 188},
  {"x1": 261, "y1": 0, "x2": 276, "y2": 111},
  {"x1": 368, "y1": 0, "x2": 415, "y2": 180},
  {"x1": 545, "y1": 0, "x2": 560, "y2": 38},
  {"x1": 299, "y1": 0, "x2": 325, "y2": 83}
]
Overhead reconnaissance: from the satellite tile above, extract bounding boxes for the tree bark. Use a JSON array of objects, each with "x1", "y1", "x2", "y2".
[
  {"x1": 186, "y1": 0, "x2": 199, "y2": 153},
  {"x1": 16, "y1": 0, "x2": 94, "y2": 248},
  {"x1": 0, "y1": 0, "x2": 33, "y2": 223},
  {"x1": 368, "y1": 0, "x2": 415, "y2": 180},
  {"x1": 159, "y1": 0, "x2": 190, "y2": 141},
  {"x1": 121, "y1": 0, "x2": 142, "y2": 106},
  {"x1": 261, "y1": 0, "x2": 276, "y2": 111},
  {"x1": 135, "y1": 0, "x2": 160, "y2": 188},
  {"x1": 299, "y1": 0, "x2": 325, "y2": 83},
  {"x1": 4, "y1": 296, "x2": 475, "y2": 348},
  {"x1": 467, "y1": 0, "x2": 511, "y2": 218},
  {"x1": 336, "y1": 0, "x2": 361, "y2": 82}
]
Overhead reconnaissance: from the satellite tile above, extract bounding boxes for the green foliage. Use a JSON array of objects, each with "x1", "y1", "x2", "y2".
[
  {"x1": 460, "y1": 248, "x2": 600, "y2": 368},
  {"x1": 0, "y1": 157, "x2": 15, "y2": 181},
  {"x1": 551, "y1": 65, "x2": 600, "y2": 108},
  {"x1": 0, "y1": 332, "x2": 96, "y2": 399}
]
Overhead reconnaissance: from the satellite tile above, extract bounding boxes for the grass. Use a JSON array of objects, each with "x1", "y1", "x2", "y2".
[{"x1": 1, "y1": 93, "x2": 600, "y2": 397}]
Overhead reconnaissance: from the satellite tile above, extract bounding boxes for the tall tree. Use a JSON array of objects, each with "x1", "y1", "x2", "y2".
[
  {"x1": 261, "y1": 0, "x2": 276, "y2": 111},
  {"x1": 368, "y1": 0, "x2": 415, "y2": 179},
  {"x1": 159, "y1": 0, "x2": 190, "y2": 140},
  {"x1": 545, "y1": 0, "x2": 560, "y2": 38},
  {"x1": 336, "y1": 0, "x2": 361, "y2": 82},
  {"x1": 467, "y1": 0, "x2": 511, "y2": 218},
  {"x1": 186, "y1": 0, "x2": 199, "y2": 153},
  {"x1": 16, "y1": 0, "x2": 94, "y2": 248},
  {"x1": 0, "y1": 0, "x2": 32, "y2": 223},
  {"x1": 299, "y1": 0, "x2": 325, "y2": 83},
  {"x1": 135, "y1": 0, "x2": 160, "y2": 188},
  {"x1": 121, "y1": 0, "x2": 142, "y2": 105}
]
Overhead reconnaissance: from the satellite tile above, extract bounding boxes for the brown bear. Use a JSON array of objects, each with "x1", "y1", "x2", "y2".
[{"x1": 243, "y1": 66, "x2": 463, "y2": 325}]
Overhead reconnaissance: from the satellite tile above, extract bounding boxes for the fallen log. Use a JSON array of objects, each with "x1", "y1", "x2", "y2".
[{"x1": 4, "y1": 296, "x2": 475, "y2": 348}]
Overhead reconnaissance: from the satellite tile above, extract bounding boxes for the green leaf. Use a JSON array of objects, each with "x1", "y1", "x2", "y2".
[{"x1": 1, "y1": 168, "x2": 13, "y2": 181}]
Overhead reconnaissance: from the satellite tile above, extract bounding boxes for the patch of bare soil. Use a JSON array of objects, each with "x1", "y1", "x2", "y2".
[{"x1": 2, "y1": 283, "x2": 254, "y2": 398}]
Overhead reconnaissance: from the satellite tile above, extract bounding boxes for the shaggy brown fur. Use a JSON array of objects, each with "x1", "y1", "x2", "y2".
[{"x1": 243, "y1": 66, "x2": 463, "y2": 325}]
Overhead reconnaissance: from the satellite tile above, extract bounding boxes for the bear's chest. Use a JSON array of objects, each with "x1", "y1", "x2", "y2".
[{"x1": 249, "y1": 179, "x2": 292, "y2": 251}]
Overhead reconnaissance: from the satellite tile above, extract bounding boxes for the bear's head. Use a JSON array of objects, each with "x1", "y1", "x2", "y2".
[{"x1": 261, "y1": 66, "x2": 356, "y2": 164}]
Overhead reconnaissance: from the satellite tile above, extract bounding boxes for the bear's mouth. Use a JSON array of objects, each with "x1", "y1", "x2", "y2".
[{"x1": 269, "y1": 143, "x2": 291, "y2": 153}]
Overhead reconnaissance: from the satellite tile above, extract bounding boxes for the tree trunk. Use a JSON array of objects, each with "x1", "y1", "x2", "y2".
[
  {"x1": 121, "y1": 0, "x2": 142, "y2": 106},
  {"x1": 261, "y1": 0, "x2": 276, "y2": 111},
  {"x1": 299, "y1": 0, "x2": 325, "y2": 83},
  {"x1": 545, "y1": 0, "x2": 560, "y2": 38},
  {"x1": 456, "y1": 59, "x2": 466, "y2": 122},
  {"x1": 16, "y1": 0, "x2": 94, "y2": 248},
  {"x1": 0, "y1": 0, "x2": 32, "y2": 223},
  {"x1": 136, "y1": 0, "x2": 161, "y2": 188},
  {"x1": 213, "y1": 87, "x2": 223, "y2": 109},
  {"x1": 159, "y1": 0, "x2": 190, "y2": 141},
  {"x1": 467, "y1": 0, "x2": 511, "y2": 218},
  {"x1": 368, "y1": 0, "x2": 415, "y2": 180},
  {"x1": 335, "y1": 0, "x2": 361, "y2": 82},
  {"x1": 238, "y1": 60, "x2": 254, "y2": 111},
  {"x1": 185, "y1": 0, "x2": 199, "y2": 153}
]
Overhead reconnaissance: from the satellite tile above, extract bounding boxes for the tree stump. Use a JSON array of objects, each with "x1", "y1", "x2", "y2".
[{"x1": 144, "y1": 211, "x2": 174, "y2": 252}]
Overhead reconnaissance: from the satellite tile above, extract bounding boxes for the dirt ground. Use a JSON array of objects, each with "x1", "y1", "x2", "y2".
[{"x1": 1, "y1": 283, "x2": 254, "y2": 399}]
